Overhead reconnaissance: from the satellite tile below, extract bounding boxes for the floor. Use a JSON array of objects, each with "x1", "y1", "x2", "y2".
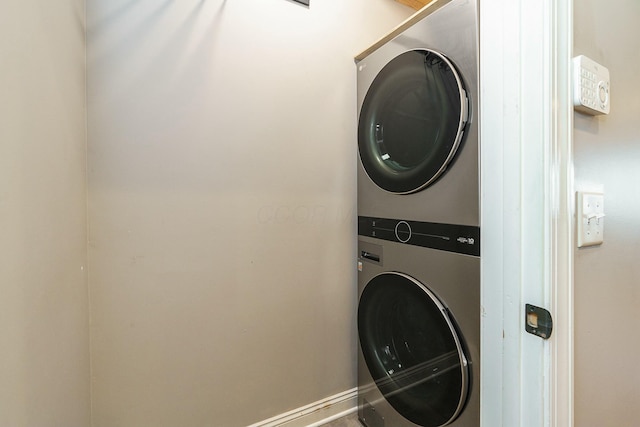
[{"x1": 320, "y1": 412, "x2": 361, "y2": 427}]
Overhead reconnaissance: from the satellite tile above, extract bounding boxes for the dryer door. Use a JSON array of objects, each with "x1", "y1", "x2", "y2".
[
  {"x1": 358, "y1": 49, "x2": 468, "y2": 194},
  {"x1": 358, "y1": 272, "x2": 470, "y2": 427}
]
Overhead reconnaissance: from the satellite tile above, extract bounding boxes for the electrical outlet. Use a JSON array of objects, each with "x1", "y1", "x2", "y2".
[{"x1": 577, "y1": 191, "x2": 605, "y2": 248}]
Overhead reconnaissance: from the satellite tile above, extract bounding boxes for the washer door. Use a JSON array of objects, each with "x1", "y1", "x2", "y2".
[
  {"x1": 358, "y1": 272, "x2": 470, "y2": 427},
  {"x1": 358, "y1": 49, "x2": 468, "y2": 194}
]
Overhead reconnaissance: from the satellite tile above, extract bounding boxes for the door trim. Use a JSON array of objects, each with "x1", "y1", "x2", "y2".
[
  {"x1": 479, "y1": 0, "x2": 573, "y2": 425},
  {"x1": 549, "y1": 0, "x2": 574, "y2": 425}
]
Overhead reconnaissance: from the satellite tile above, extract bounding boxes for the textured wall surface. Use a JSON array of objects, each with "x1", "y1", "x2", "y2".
[
  {"x1": 573, "y1": 1, "x2": 640, "y2": 425},
  {"x1": 86, "y1": 1, "x2": 411, "y2": 425},
  {"x1": 0, "y1": 1, "x2": 90, "y2": 426}
]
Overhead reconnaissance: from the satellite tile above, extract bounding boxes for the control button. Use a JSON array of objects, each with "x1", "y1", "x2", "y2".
[
  {"x1": 598, "y1": 81, "x2": 608, "y2": 104},
  {"x1": 394, "y1": 221, "x2": 412, "y2": 243}
]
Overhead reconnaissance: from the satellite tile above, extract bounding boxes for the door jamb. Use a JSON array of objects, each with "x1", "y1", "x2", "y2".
[{"x1": 479, "y1": 0, "x2": 574, "y2": 425}]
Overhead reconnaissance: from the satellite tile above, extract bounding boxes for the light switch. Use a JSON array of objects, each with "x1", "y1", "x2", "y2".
[{"x1": 577, "y1": 191, "x2": 605, "y2": 248}]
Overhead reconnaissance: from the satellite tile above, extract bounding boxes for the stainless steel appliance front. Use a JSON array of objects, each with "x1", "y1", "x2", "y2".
[
  {"x1": 356, "y1": 0, "x2": 479, "y2": 227},
  {"x1": 357, "y1": 238, "x2": 480, "y2": 427},
  {"x1": 356, "y1": 0, "x2": 480, "y2": 425}
]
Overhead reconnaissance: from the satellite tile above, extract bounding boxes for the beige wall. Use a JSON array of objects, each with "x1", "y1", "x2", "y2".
[
  {"x1": 0, "y1": 1, "x2": 90, "y2": 426},
  {"x1": 86, "y1": 0, "x2": 411, "y2": 425},
  {"x1": 574, "y1": 1, "x2": 640, "y2": 425}
]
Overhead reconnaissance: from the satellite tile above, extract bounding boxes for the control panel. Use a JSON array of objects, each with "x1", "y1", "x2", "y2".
[
  {"x1": 573, "y1": 55, "x2": 610, "y2": 115},
  {"x1": 358, "y1": 216, "x2": 480, "y2": 257}
]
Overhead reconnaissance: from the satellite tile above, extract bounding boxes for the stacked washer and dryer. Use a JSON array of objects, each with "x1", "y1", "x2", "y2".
[{"x1": 355, "y1": 1, "x2": 480, "y2": 426}]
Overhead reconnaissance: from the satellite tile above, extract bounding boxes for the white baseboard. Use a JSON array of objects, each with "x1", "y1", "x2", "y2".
[{"x1": 248, "y1": 388, "x2": 358, "y2": 427}]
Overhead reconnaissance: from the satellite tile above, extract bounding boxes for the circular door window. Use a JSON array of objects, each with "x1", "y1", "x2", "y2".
[
  {"x1": 358, "y1": 49, "x2": 468, "y2": 194},
  {"x1": 358, "y1": 272, "x2": 470, "y2": 427}
]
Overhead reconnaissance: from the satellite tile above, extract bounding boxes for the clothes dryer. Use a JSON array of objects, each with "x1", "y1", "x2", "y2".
[{"x1": 356, "y1": 0, "x2": 479, "y2": 227}]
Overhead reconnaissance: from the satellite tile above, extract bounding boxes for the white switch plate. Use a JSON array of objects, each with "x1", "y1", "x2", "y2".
[{"x1": 577, "y1": 191, "x2": 605, "y2": 247}]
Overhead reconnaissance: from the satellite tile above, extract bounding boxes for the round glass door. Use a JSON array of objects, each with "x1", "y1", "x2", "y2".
[
  {"x1": 358, "y1": 49, "x2": 468, "y2": 194},
  {"x1": 358, "y1": 272, "x2": 469, "y2": 427}
]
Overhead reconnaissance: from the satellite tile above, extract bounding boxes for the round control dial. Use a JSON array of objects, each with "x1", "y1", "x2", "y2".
[
  {"x1": 394, "y1": 221, "x2": 412, "y2": 243},
  {"x1": 598, "y1": 81, "x2": 609, "y2": 108}
]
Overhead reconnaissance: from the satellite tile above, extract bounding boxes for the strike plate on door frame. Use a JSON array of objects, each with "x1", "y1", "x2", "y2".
[{"x1": 525, "y1": 304, "x2": 553, "y2": 339}]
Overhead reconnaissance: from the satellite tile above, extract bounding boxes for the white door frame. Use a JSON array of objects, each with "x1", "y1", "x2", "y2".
[
  {"x1": 548, "y1": 0, "x2": 574, "y2": 425},
  {"x1": 479, "y1": 0, "x2": 573, "y2": 425}
]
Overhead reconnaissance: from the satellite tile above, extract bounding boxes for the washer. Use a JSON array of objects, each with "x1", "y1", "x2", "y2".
[
  {"x1": 356, "y1": 0, "x2": 479, "y2": 227},
  {"x1": 355, "y1": 0, "x2": 479, "y2": 426},
  {"x1": 357, "y1": 236, "x2": 479, "y2": 427}
]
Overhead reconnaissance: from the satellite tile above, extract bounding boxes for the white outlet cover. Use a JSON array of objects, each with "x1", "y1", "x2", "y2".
[{"x1": 577, "y1": 191, "x2": 605, "y2": 248}]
